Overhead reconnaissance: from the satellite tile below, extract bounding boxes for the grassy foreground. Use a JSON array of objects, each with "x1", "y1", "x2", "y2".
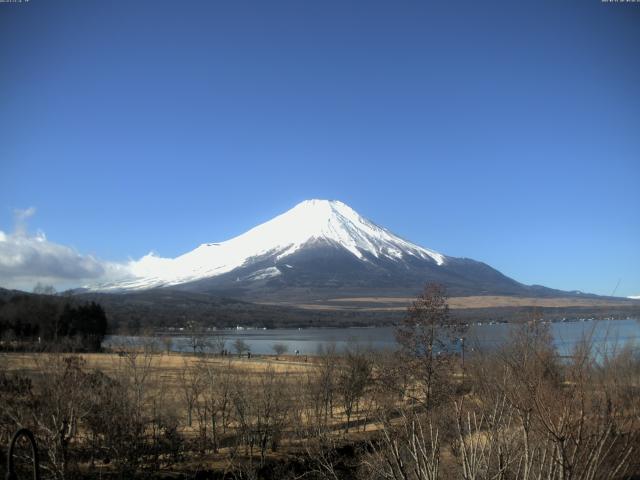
[{"x1": 1, "y1": 320, "x2": 639, "y2": 480}]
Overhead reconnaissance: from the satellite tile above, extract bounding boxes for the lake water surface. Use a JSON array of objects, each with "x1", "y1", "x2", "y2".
[{"x1": 105, "y1": 318, "x2": 640, "y2": 357}]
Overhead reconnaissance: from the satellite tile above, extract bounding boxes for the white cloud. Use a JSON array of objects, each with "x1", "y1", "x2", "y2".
[
  {"x1": 0, "y1": 208, "x2": 133, "y2": 291},
  {"x1": 628, "y1": 295, "x2": 640, "y2": 300}
]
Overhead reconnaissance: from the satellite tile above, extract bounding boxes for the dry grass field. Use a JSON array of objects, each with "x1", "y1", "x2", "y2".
[
  {"x1": 0, "y1": 351, "x2": 317, "y2": 387},
  {"x1": 2, "y1": 332, "x2": 639, "y2": 479},
  {"x1": 0, "y1": 350, "x2": 398, "y2": 439},
  {"x1": 262, "y1": 295, "x2": 640, "y2": 312}
]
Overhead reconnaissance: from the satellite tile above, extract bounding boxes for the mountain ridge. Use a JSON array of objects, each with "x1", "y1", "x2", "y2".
[
  {"x1": 94, "y1": 199, "x2": 448, "y2": 292},
  {"x1": 90, "y1": 199, "x2": 600, "y2": 302}
]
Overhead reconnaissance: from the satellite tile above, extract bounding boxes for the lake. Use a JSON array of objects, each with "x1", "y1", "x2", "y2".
[{"x1": 105, "y1": 318, "x2": 640, "y2": 357}]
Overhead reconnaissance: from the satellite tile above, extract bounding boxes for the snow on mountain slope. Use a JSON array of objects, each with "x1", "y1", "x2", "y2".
[{"x1": 94, "y1": 199, "x2": 446, "y2": 291}]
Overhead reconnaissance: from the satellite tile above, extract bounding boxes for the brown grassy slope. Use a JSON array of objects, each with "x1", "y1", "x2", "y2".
[{"x1": 262, "y1": 295, "x2": 640, "y2": 311}]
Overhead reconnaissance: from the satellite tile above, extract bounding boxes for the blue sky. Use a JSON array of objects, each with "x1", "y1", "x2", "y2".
[{"x1": 0, "y1": 0, "x2": 638, "y2": 296}]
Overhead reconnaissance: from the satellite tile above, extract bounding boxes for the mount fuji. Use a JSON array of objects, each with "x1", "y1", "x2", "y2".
[{"x1": 92, "y1": 199, "x2": 569, "y2": 302}]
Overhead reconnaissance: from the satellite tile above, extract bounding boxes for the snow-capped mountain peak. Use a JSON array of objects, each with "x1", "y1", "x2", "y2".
[{"x1": 94, "y1": 199, "x2": 446, "y2": 291}]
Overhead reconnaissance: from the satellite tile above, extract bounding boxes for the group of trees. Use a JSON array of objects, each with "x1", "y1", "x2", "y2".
[
  {"x1": 359, "y1": 285, "x2": 640, "y2": 480},
  {"x1": 1, "y1": 349, "x2": 183, "y2": 479},
  {"x1": 0, "y1": 283, "x2": 639, "y2": 479},
  {"x1": 0, "y1": 291, "x2": 108, "y2": 351}
]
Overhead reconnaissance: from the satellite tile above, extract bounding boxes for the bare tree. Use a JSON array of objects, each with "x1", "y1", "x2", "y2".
[
  {"x1": 272, "y1": 342, "x2": 288, "y2": 360},
  {"x1": 32, "y1": 355, "x2": 93, "y2": 479},
  {"x1": 395, "y1": 283, "x2": 464, "y2": 408},
  {"x1": 199, "y1": 359, "x2": 234, "y2": 453},
  {"x1": 255, "y1": 366, "x2": 291, "y2": 462},
  {"x1": 187, "y1": 324, "x2": 209, "y2": 355},
  {"x1": 363, "y1": 407, "x2": 441, "y2": 480},
  {"x1": 178, "y1": 359, "x2": 202, "y2": 427},
  {"x1": 116, "y1": 342, "x2": 156, "y2": 424},
  {"x1": 316, "y1": 343, "x2": 338, "y2": 426},
  {"x1": 461, "y1": 320, "x2": 639, "y2": 480},
  {"x1": 84, "y1": 369, "x2": 148, "y2": 476},
  {"x1": 209, "y1": 329, "x2": 227, "y2": 356},
  {"x1": 303, "y1": 430, "x2": 345, "y2": 480},
  {"x1": 337, "y1": 348, "x2": 372, "y2": 432},
  {"x1": 233, "y1": 338, "x2": 250, "y2": 357}
]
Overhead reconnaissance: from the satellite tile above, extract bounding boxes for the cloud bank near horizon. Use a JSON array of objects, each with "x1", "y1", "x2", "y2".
[{"x1": 0, "y1": 208, "x2": 135, "y2": 291}]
